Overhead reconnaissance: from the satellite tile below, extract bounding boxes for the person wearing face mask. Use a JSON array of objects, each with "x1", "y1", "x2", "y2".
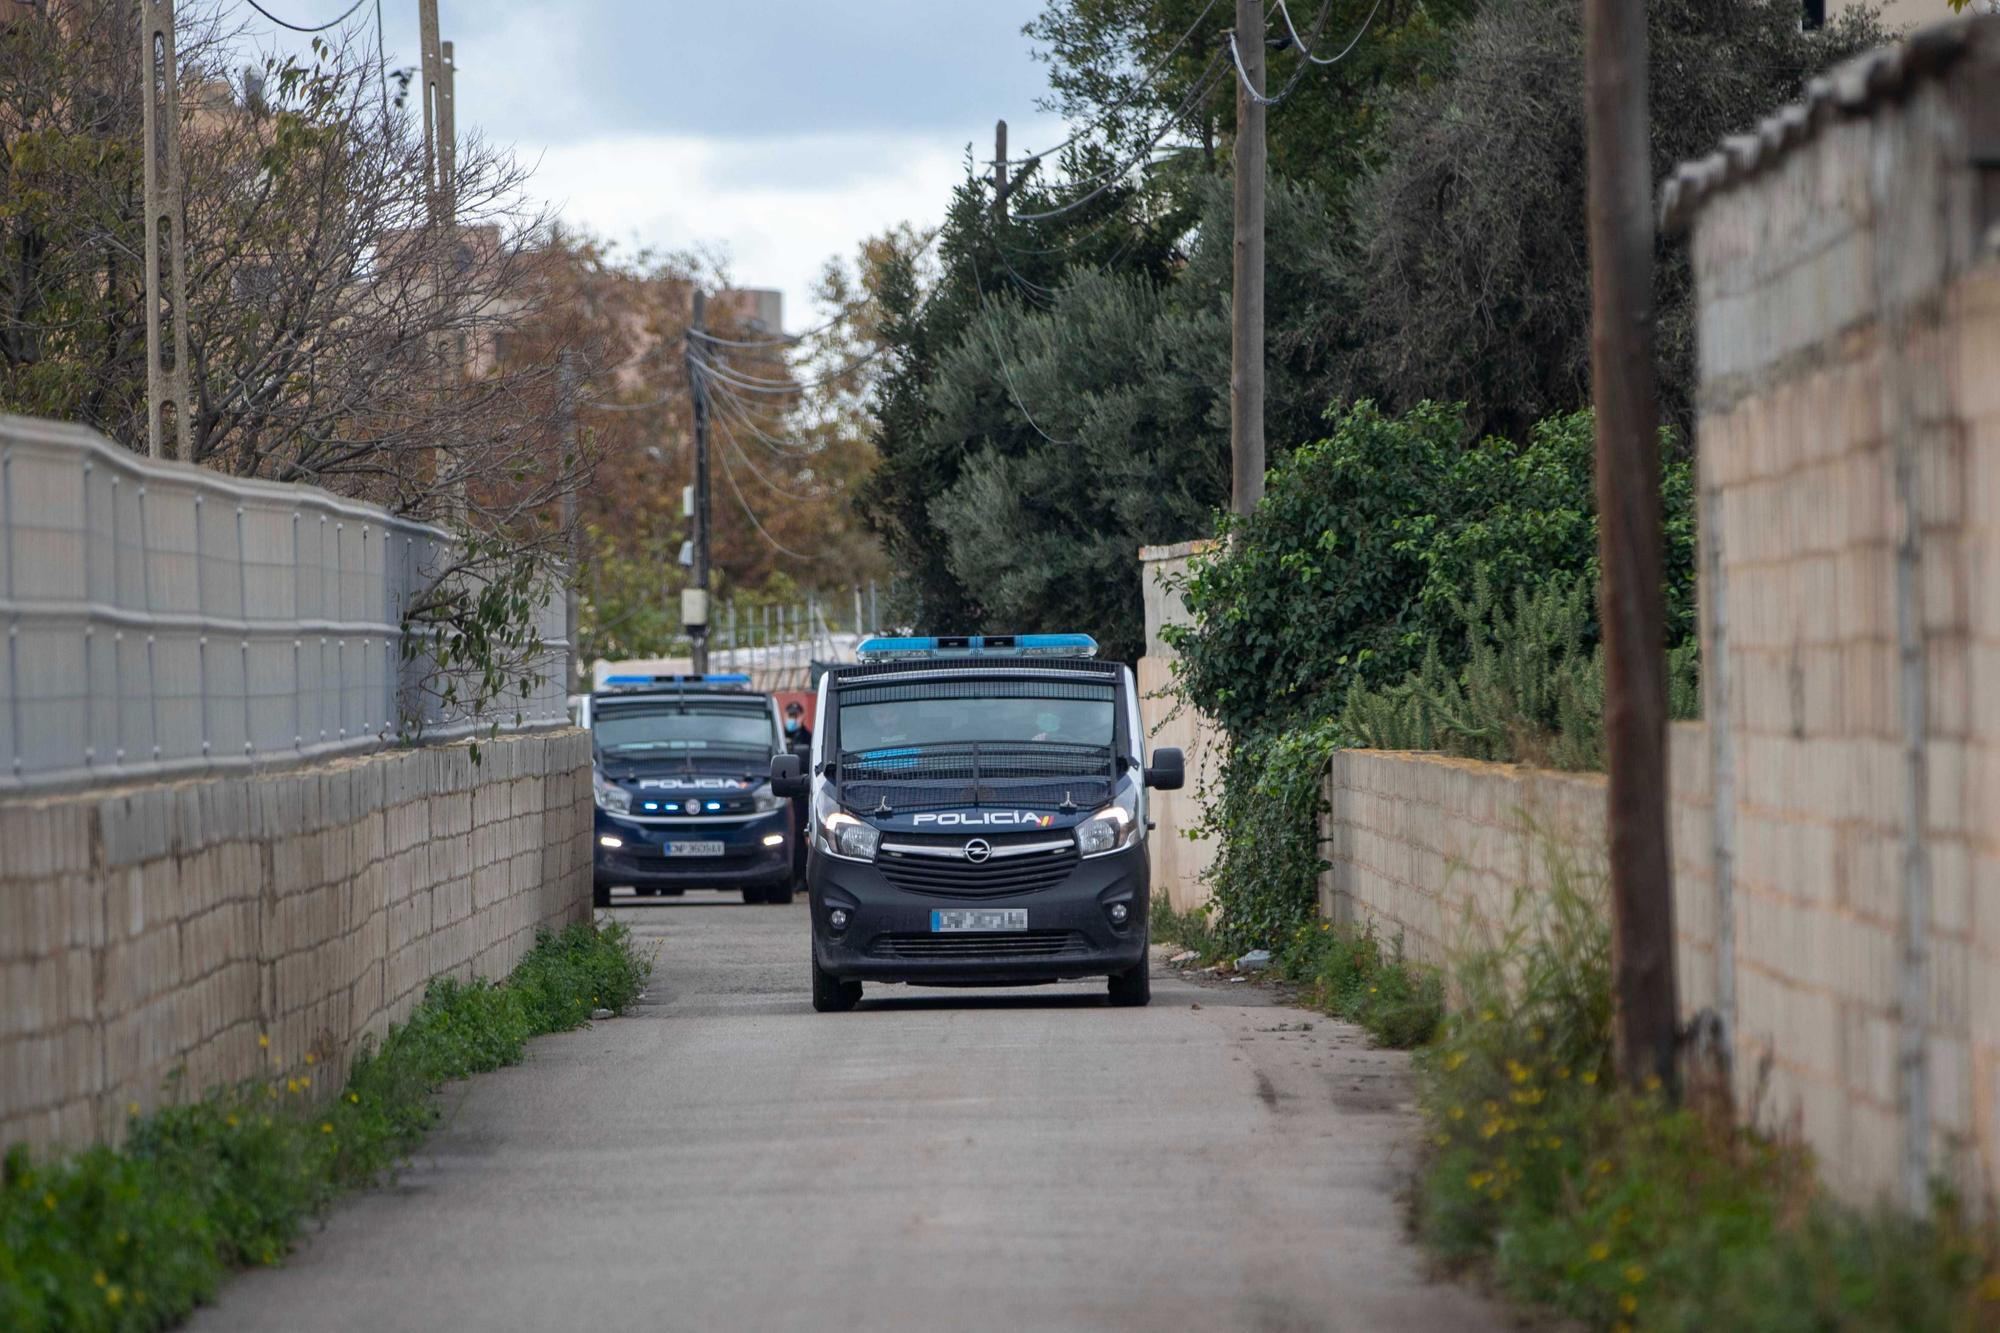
[
  {"x1": 783, "y1": 700, "x2": 812, "y2": 889},
  {"x1": 783, "y1": 700, "x2": 813, "y2": 754}
]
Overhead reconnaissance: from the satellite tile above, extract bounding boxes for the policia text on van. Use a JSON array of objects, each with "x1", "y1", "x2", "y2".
[{"x1": 770, "y1": 634, "x2": 1183, "y2": 1011}]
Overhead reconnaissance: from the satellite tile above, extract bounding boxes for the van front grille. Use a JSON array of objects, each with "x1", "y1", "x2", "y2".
[
  {"x1": 877, "y1": 844, "x2": 1079, "y2": 897},
  {"x1": 871, "y1": 931, "x2": 1082, "y2": 959}
]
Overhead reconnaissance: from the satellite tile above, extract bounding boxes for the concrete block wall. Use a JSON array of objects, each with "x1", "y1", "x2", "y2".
[
  {"x1": 1138, "y1": 541, "x2": 1222, "y2": 914},
  {"x1": 1319, "y1": 728, "x2": 1714, "y2": 994},
  {"x1": 1680, "y1": 28, "x2": 1998, "y2": 1206},
  {"x1": 0, "y1": 728, "x2": 592, "y2": 1155}
]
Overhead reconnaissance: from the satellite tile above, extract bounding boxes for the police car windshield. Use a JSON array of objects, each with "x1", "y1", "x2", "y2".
[
  {"x1": 594, "y1": 704, "x2": 773, "y2": 754},
  {"x1": 838, "y1": 695, "x2": 1113, "y2": 752}
]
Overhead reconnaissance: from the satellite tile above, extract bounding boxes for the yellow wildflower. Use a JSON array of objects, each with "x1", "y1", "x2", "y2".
[
  {"x1": 1624, "y1": 1264, "x2": 1646, "y2": 1285},
  {"x1": 1466, "y1": 1171, "x2": 1493, "y2": 1190},
  {"x1": 105, "y1": 1285, "x2": 124, "y2": 1308},
  {"x1": 1643, "y1": 1075, "x2": 1663, "y2": 1094},
  {"x1": 1545, "y1": 1136, "x2": 1563, "y2": 1150},
  {"x1": 299, "y1": 1076, "x2": 310, "y2": 1089},
  {"x1": 348, "y1": 1092, "x2": 360, "y2": 1104},
  {"x1": 1588, "y1": 1241, "x2": 1611, "y2": 1262},
  {"x1": 1442, "y1": 1050, "x2": 1467, "y2": 1072},
  {"x1": 225, "y1": 1113, "x2": 238, "y2": 1128},
  {"x1": 320, "y1": 1122, "x2": 333, "y2": 1135},
  {"x1": 1479, "y1": 1121, "x2": 1504, "y2": 1140},
  {"x1": 1580, "y1": 1071, "x2": 1598, "y2": 1085},
  {"x1": 1979, "y1": 1272, "x2": 2000, "y2": 1302},
  {"x1": 1556, "y1": 1067, "x2": 1572, "y2": 1080},
  {"x1": 126, "y1": 1101, "x2": 140, "y2": 1117},
  {"x1": 1447, "y1": 1106, "x2": 1466, "y2": 1121},
  {"x1": 1593, "y1": 1158, "x2": 1614, "y2": 1176},
  {"x1": 286, "y1": 1078, "x2": 300, "y2": 1094},
  {"x1": 1619, "y1": 1293, "x2": 1638, "y2": 1315},
  {"x1": 92, "y1": 1270, "x2": 108, "y2": 1288},
  {"x1": 1511, "y1": 1088, "x2": 1545, "y2": 1106},
  {"x1": 304, "y1": 1052, "x2": 316, "y2": 1065},
  {"x1": 41, "y1": 1193, "x2": 56, "y2": 1212},
  {"x1": 1483, "y1": 1100, "x2": 1501, "y2": 1116}
]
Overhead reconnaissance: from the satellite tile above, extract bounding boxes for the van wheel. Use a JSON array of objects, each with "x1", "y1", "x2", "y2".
[
  {"x1": 765, "y1": 881, "x2": 795, "y2": 905},
  {"x1": 742, "y1": 886, "x2": 768, "y2": 904},
  {"x1": 1108, "y1": 961, "x2": 1150, "y2": 1007},
  {"x1": 592, "y1": 879, "x2": 611, "y2": 909},
  {"x1": 812, "y1": 952, "x2": 861, "y2": 1013}
]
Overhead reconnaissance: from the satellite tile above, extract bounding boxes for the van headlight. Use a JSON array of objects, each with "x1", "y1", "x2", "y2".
[
  {"x1": 752, "y1": 785, "x2": 787, "y2": 813},
  {"x1": 812, "y1": 790, "x2": 879, "y2": 862},
  {"x1": 593, "y1": 772, "x2": 631, "y2": 815},
  {"x1": 1074, "y1": 790, "x2": 1139, "y2": 858}
]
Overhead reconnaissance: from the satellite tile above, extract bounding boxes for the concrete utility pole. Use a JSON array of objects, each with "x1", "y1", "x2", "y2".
[
  {"x1": 1229, "y1": 0, "x2": 1267, "y2": 517},
  {"x1": 558, "y1": 350, "x2": 580, "y2": 695},
  {"x1": 141, "y1": 0, "x2": 190, "y2": 461},
  {"x1": 994, "y1": 119, "x2": 1009, "y2": 220},
  {"x1": 686, "y1": 291, "x2": 713, "y2": 674},
  {"x1": 418, "y1": 0, "x2": 446, "y2": 214},
  {"x1": 1583, "y1": 0, "x2": 1678, "y2": 1090}
]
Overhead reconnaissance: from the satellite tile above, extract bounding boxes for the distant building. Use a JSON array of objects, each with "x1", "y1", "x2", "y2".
[{"x1": 1812, "y1": 0, "x2": 1960, "y2": 33}]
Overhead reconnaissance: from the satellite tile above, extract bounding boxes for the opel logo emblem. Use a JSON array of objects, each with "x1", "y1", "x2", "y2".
[
  {"x1": 963, "y1": 838, "x2": 992, "y2": 864},
  {"x1": 683, "y1": 799, "x2": 702, "y2": 815}
]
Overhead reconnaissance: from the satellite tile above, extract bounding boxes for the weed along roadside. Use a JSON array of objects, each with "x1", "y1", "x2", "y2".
[
  {"x1": 0, "y1": 922, "x2": 652, "y2": 1332},
  {"x1": 1157, "y1": 871, "x2": 2000, "y2": 1330}
]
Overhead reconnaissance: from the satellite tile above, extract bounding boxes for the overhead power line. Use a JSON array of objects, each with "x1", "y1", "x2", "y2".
[
  {"x1": 244, "y1": 0, "x2": 371, "y2": 33},
  {"x1": 1009, "y1": 55, "x2": 1226, "y2": 224},
  {"x1": 985, "y1": 0, "x2": 1223, "y2": 168},
  {"x1": 1274, "y1": 0, "x2": 1385, "y2": 66}
]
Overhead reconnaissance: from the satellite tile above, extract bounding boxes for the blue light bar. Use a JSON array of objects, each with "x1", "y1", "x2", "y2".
[
  {"x1": 601, "y1": 672, "x2": 752, "y2": 688},
  {"x1": 855, "y1": 633, "x2": 1098, "y2": 661}
]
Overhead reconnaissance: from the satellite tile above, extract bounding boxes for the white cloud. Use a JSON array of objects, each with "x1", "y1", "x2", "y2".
[{"x1": 525, "y1": 132, "x2": 977, "y2": 331}]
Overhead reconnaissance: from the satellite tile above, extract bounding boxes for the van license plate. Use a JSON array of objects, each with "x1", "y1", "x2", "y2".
[
  {"x1": 931, "y1": 909, "x2": 1027, "y2": 932},
  {"x1": 663, "y1": 841, "x2": 725, "y2": 857}
]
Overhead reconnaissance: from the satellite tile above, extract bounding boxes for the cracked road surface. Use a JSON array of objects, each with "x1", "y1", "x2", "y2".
[{"x1": 188, "y1": 894, "x2": 1510, "y2": 1333}]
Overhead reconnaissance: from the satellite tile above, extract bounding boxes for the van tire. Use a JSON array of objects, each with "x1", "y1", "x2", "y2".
[
  {"x1": 1107, "y1": 960, "x2": 1151, "y2": 1007},
  {"x1": 592, "y1": 878, "x2": 611, "y2": 909},
  {"x1": 765, "y1": 881, "x2": 795, "y2": 905},
  {"x1": 812, "y1": 952, "x2": 861, "y2": 1012}
]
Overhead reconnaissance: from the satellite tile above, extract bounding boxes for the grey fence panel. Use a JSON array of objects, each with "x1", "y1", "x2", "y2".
[{"x1": 0, "y1": 414, "x2": 569, "y2": 795}]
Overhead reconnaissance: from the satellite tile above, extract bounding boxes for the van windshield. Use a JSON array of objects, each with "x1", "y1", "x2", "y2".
[
  {"x1": 835, "y1": 680, "x2": 1116, "y2": 754},
  {"x1": 594, "y1": 703, "x2": 774, "y2": 754}
]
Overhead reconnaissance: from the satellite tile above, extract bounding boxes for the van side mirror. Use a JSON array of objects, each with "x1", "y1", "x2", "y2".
[
  {"x1": 769, "y1": 752, "x2": 807, "y2": 798},
  {"x1": 1144, "y1": 747, "x2": 1185, "y2": 791}
]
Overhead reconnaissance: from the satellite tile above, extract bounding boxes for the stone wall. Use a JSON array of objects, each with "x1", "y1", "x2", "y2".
[
  {"x1": 0, "y1": 728, "x2": 592, "y2": 1154},
  {"x1": 1138, "y1": 541, "x2": 1222, "y2": 914}
]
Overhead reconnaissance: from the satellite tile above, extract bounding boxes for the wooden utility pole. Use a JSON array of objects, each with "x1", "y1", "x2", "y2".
[
  {"x1": 687, "y1": 291, "x2": 713, "y2": 674},
  {"x1": 1583, "y1": 0, "x2": 1678, "y2": 1089},
  {"x1": 141, "y1": 0, "x2": 190, "y2": 461},
  {"x1": 1229, "y1": 0, "x2": 1266, "y2": 517},
  {"x1": 994, "y1": 119, "x2": 1009, "y2": 220}
]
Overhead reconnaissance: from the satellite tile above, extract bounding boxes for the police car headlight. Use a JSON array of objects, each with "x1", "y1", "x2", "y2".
[
  {"x1": 752, "y1": 786, "x2": 787, "y2": 813},
  {"x1": 1075, "y1": 791, "x2": 1139, "y2": 858},
  {"x1": 593, "y1": 772, "x2": 631, "y2": 815},
  {"x1": 814, "y1": 810, "x2": 879, "y2": 863}
]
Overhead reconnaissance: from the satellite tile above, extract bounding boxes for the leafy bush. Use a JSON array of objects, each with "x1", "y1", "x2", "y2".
[
  {"x1": 1337, "y1": 573, "x2": 1702, "y2": 771},
  {"x1": 1189, "y1": 721, "x2": 1341, "y2": 954},
  {"x1": 1169, "y1": 402, "x2": 1694, "y2": 740},
  {"x1": 0, "y1": 920, "x2": 650, "y2": 1331},
  {"x1": 1418, "y1": 846, "x2": 2000, "y2": 1330}
]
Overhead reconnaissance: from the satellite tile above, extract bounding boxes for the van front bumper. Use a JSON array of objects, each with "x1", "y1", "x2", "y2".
[
  {"x1": 594, "y1": 806, "x2": 794, "y2": 889},
  {"x1": 808, "y1": 842, "x2": 1149, "y2": 985}
]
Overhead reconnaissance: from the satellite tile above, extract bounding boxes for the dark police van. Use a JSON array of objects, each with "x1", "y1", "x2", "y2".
[
  {"x1": 769, "y1": 635, "x2": 1184, "y2": 1011},
  {"x1": 591, "y1": 674, "x2": 798, "y2": 907}
]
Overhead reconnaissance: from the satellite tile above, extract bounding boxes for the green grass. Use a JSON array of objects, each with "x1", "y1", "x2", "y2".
[
  {"x1": 1416, "y1": 857, "x2": 2000, "y2": 1331},
  {"x1": 1151, "y1": 894, "x2": 1444, "y2": 1049},
  {"x1": 0, "y1": 919, "x2": 651, "y2": 1332}
]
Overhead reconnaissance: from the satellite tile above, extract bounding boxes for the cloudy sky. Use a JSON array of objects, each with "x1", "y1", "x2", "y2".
[{"x1": 247, "y1": 0, "x2": 1070, "y2": 332}]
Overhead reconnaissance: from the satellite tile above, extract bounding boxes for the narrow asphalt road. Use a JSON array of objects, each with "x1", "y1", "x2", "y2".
[{"x1": 188, "y1": 893, "x2": 1510, "y2": 1333}]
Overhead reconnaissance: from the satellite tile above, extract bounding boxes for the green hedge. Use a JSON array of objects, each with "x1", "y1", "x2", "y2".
[{"x1": 0, "y1": 920, "x2": 651, "y2": 1332}]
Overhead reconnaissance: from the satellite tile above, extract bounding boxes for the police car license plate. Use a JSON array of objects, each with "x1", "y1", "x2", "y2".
[
  {"x1": 931, "y1": 908, "x2": 1027, "y2": 932},
  {"x1": 662, "y1": 841, "x2": 725, "y2": 857}
]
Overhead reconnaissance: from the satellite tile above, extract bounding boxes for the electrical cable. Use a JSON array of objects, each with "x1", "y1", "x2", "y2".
[
  {"x1": 687, "y1": 230, "x2": 944, "y2": 351},
  {"x1": 689, "y1": 343, "x2": 889, "y2": 395},
  {"x1": 715, "y1": 447, "x2": 824, "y2": 562},
  {"x1": 1009, "y1": 58, "x2": 1225, "y2": 223},
  {"x1": 1274, "y1": 0, "x2": 1384, "y2": 66},
  {"x1": 243, "y1": 0, "x2": 371, "y2": 33},
  {"x1": 983, "y1": 0, "x2": 1222, "y2": 167}
]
